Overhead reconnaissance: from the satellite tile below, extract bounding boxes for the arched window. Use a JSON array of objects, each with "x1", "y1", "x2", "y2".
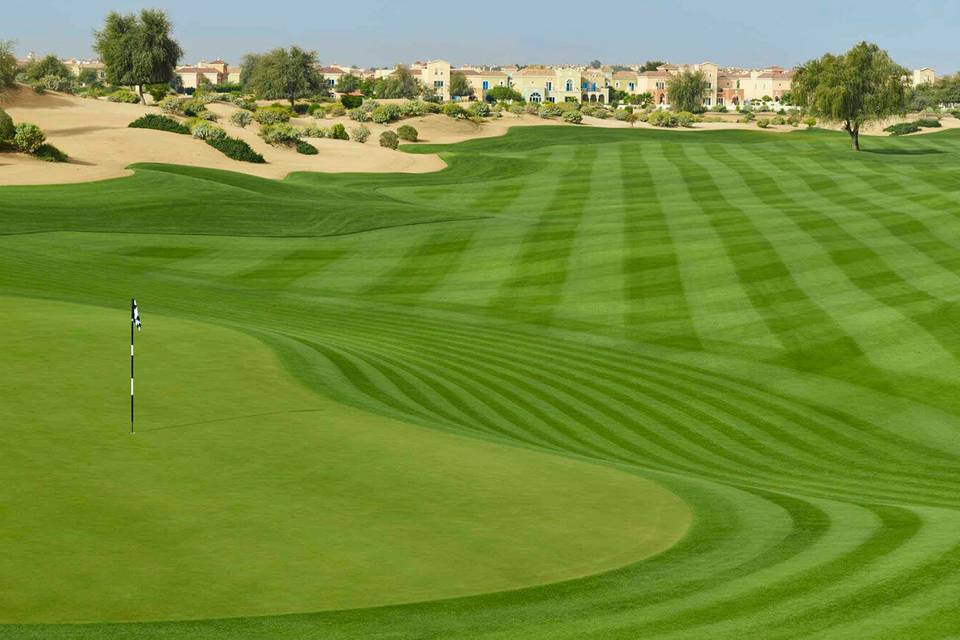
[
  {"x1": 565, "y1": 79, "x2": 573, "y2": 91},
  {"x1": 530, "y1": 92, "x2": 542, "y2": 103}
]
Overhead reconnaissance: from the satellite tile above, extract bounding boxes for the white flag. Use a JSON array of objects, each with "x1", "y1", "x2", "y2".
[{"x1": 133, "y1": 299, "x2": 142, "y2": 331}]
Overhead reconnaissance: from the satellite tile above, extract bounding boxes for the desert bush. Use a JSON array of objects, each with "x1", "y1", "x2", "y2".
[
  {"x1": 770, "y1": 115, "x2": 786, "y2": 125},
  {"x1": 614, "y1": 109, "x2": 630, "y2": 121},
  {"x1": 710, "y1": 104, "x2": 728, "y2": 113},
  {"x1": 422, "y1": 101, "x2": 441, "y2": 114},
  {"x1": 916, "y1": 117, "x2": 941, "y2": 128},
  {"x1": 675, "y1": 111, "x2": 698, "y2": 127},
  {"x1": 33, "y1": 142, "x2": 68, "y2": 162},
  {"x1": 128, "y1": 114, "x2": 190, "y2": 134},
  {"x1": 884, "y1": 122, "x2": 921, "y2": 136},
  {"x1": 158, "y1": 95, "x2": 185, "y2": 114},
  {"x1": 538, "y1": 104, "x2": 562, "y2": 119},
  {"x1": 42, "y1": 75, "x2": 75, "y2": 93},
  {"x1": 325, "y1": 103, "x2": 346, "y2": 117},
  {"x1": 379, "y1": 130, "x2": 399, "y2": 149},
  {"x1": 328, "y1": 123, "x2": 349, "y2": 140},
  {"x1": 301, "y1": 125, "x2": 327, "y2": 138},
  {"x1": 804, "y1": 117, "x2": 817, "y2": 128},
  {"x1": 13, "y1": 123, "x2": 46, "y2": 152},
  {"x1": 396, "y1": 124, "x2": 418, "y2": 142},
  {"x1": 508, "y1": 104, "x2": 525, "y2": 115},
  {"x1": 741, "y1": 111, "x2": 756, "y2": 122},
  {"x1": 756, "y1": 118, "x2": 771, "y2": 129},
  {"x1": 442, "y1": 103, "x2": 466, "y2": 119},
  {"x1": 340, "y1": 94, "x2": 363, "y2": 109},
  {"x1": 563, "y1": 110, "x2": 583, "y2": 124},
  {"x1": 253, "y1": 105, "x2": 292, "y2": 124},
  {"x1": 371, "y1": 103, "x2": 401, "y2": 124},
  {"x1": 296, "y1": 140, "x2": 318, "y2": 154},
  {"x1": 399, "y1": 100, "x2": 426, "y2": 117},
  {"x1": 0, "y1": 108, "x2": 14, "y2": 141},
  {"x1": 350, "y1": 124, "x2": 370, "y2": 143},
  {"x1": 108, "y1": 88, "x2": 141, "y2": 103},
  {"x1": 190, "y1": 121, "x2": 227, "y2": 141},
  {"x1": 231, "y1": 96, "x2": 257, "y2": 111},
  {"x1": 146, "y1": 83, "x2": 169, "y2": 102},
  {"x1": 291, "y1": 103, "x2": 310, "y2": 115},
  {"x1": 30, "y1": 81, "x2": 47, "y2": 94},
  {"x1": 349, "y1": 107, "x2": 371, "y2": 122},
  {"x1": 647, "y1": 111, "x2": 678, "y2": 127},
  {"x1": 181, "y1": 97, "x2": 210, "y2": 117},
  {"x1": 205, "y1": 136, "x2": 265, "y2": 163},
  {"x1": 259, "y1": 123, "x2": 302, "y2": 145},
  {"x1": 470, "y1": 102, "x2": 492, "y2": 117},
  {"x1": 229, "y1": 110, "x2": 253, "y2": 128},
  {"x1": 591, "y1": 108, "x2": 612, "y2": 119}
]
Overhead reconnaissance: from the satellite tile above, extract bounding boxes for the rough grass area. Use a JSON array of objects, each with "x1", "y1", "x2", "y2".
[{"x1": 2, "y1": 126, "x2": 960, "y2": 639}]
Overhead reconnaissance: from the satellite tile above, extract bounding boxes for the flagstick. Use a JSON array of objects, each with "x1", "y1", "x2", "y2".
[{"x1": 130, "y1": 297, "x2": 135, "y2": 435}]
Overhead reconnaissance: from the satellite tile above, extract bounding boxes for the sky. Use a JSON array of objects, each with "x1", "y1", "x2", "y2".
[{"x1": 5, "y1": 0, "x2": 958, "y2": 73}]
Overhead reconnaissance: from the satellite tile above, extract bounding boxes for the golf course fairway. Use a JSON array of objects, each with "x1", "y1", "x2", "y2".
[{"x1": 1, "y1": 125, "x2": 960, "y2": 639}]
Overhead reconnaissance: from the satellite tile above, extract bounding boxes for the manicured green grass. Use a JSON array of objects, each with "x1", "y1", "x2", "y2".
[{"x1": 1, "y1": 126, "x2": 960, "y2": 639}]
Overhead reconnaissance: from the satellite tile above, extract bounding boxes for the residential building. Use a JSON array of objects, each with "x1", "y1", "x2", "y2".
[
  {"x1": 318, "y1": 66, "x2": 347, "y2": 90},
  {"x1": 420, "y1": 59, "x2": 451, "y2": 101},
  {"x1": 913, "y1": 68, "x2": 936, "y2": 86},
  {"x1": 452, "y1": 68, "x2": 509, "y2": 100},
  {"x1": 62, "y1": 58, "x2": 106, "y2": 81},
  {"x1": 176, "y1": 66, "x2": 221, "y2": 89}
]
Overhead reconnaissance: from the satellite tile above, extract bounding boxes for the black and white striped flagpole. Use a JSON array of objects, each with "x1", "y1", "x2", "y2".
[{"x1": 130, "y1": 297, "x2": 135, "y2": 435}]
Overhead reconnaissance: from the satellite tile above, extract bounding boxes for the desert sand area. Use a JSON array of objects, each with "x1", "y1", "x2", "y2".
[{"x1": 2, "y1": 86, "x2": 958, "y2": 186}]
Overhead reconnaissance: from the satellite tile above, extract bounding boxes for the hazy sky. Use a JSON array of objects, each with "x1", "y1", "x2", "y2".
[{"x1": 5, "y1": 0, "x2": 958, "y2": 72}]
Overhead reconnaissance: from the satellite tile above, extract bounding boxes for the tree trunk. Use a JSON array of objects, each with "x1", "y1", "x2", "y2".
[
  {"x1": 844, "y1": 122, "x2": 861, "y2": 151},
  {"x1": 137, "y1": 84, "x2": 146, "y2": 104}
]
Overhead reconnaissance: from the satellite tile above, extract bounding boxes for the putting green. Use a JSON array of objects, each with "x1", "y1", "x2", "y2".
[{"x1": 0, "y1": 296, "x2": 690, "y2": 623}]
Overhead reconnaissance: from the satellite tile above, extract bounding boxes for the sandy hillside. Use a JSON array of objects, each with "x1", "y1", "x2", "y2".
[{"x1": 0, "y1": 88, "x2": 548, "y2": 186}]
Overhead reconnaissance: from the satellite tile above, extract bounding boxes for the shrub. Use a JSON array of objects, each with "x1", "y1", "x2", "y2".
[
  {"x1": 42, "y1": 75, "x2": 75, "y2": 93},
  {"x1": 804, "y1": 117, "x2": 817, "y2": 129},
  {"x1": 341, "y1": 94, "x2": 363, "y2": 109},
  {"x1": 770, "y1": 115, "x2": 786, "y2": 125},
  {"x1": 371, "y1": 103, "x2": 401, "y2": 124},
  {"x1": 675, "y1": 111, "x2": 698, "y2": 127},
  {"x1": 253, "y1": 106, "x2": 291, "y2": 124},
  {"x1": 146, "y1": 83, "x2": 169, "y2": 102},
  {"x1": 396, "y1": 124, "x2": 418, "y2": 142},
  {"x1": 0, "y1": 108, "x2": 14, "y2": 141},
  {"x1": 470, "y1": 102, "x2": 492, "y2": 117},
  {"x1": 756, "y1": 118, "x2": 771, "y2": 129},
  {"x1": 422, "y1": 101, "x2": 441, "y2": 114},
  {"x1": 181, "y1": 97, "x2": 210, "y2": 117},
  {"x1": 884, "y1": 121, "x2": 921, "y2": 136},
  {"x1": 296, "y1": 140, "x2": 318, "y2": 154},
  {"x1": 647, "y1": 111, "x2": 678, "y2": 127},
  {"x1": 291, "y1": 103, "x2": 310, "y2": 115},
  {"x1": 231, "y1": 96, "x2": 257, "y2": 111},
  {"x1": 350, "y1": 124, "x2": 370, "y2": 143},
  {"x1": 259, "y1": 123, "x2": 302, "y2": 145},
  {"x1": 378, "y1": 130, "x2": 400, "y2": 149},
  {"x1": 326, "y1": 103, "x2": 346, "y2": 117},
  {"x1": 328, "y1": 123, "x2": 349, "y2": 140},
  {"x1": 33, "y1": 143, "x2": 68, "y2": 162},
  {"x1": 13, "y1": 123, "x2": 46, "y2": 152},
  {"x1": 205, "y1": 136, "x2": 265, "y2": 163},
  {"x1": 538, "y1": 104, "x2": 562, "y2": 119},
  {"x1": 563, "y1": 110, "x2": 583, "y2": 124},
  {"x1": 916, "y1": 117, "x2": 941, "y2": 128},
  {"x1": 441, "y1": 103, "x2": 465, "y2": 119},
  {"x1": 30, "y1": 82, "x2": 46, "y2": 95},
  {"x1": 190, "y1": 121, "x2": 227, "y2": 141},
  {"x1": 741, "y1": 111, "x2": 756, "y2": 122},
  {"x1": 158, "y1": 95, "x2": 185, "y2": 114},
  {"x1": 399, "y1": 100, "x2": 426, "y2": 117},
  {"x1": 230, "y1": 110, "x2": 253, "y2": 128},
  {"x1": 591, "y1": 108, "x2": 612, "y2": 120},
  {"x1": 128, "y1": 114, "x2": 190, "y2": 134},
  {"x1": 108, "y1": 88, "x2": 141, "y2": 103},
  {"x1": 302, "y1": 125, "x2": 327, "y2": 138},
  {"x1": 349, "y1": 107, "x2": 371, "y2": 122},
  {"x1": 508, "y1": 104, "x2": 525, "y2": 115}
]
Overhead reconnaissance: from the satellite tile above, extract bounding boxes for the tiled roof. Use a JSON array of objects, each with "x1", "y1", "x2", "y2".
[
  {"x1": 613, "y1": 71, "x2": 637, "y2": 79},
  {"x1": 639, "y1": 70, "x2": 671, "y2": 78},
  {"x1": 177, "y1": 67, "x2": 219, "y2": 73},
  {"x1": 318, "y1": 66, "x2": 345, "y2": 74},
  {"x1": 516, "y1": 67, "x2": 554, "y2": 76}
]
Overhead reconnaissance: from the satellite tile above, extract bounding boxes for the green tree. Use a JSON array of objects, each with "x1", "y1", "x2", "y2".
[
  {"x1": 632, "y1": 91, "x2": 653, "y2": 108},
  {"x1": 375, "y1": 65, "x2": 422, "y2": 99},
  {"x1": 589, "y1": 59, "x2": 602, "y2": 69},
  {"x1": 24, "y1": 54, "x2": 71, "y2": 81},
  {"x1": 77, "y1": 68, "x2": 101, "y2": 86},
  {"x1": 242, "y1": 46, "x2": 321, "y2": 107},
  {"x1": 94, "y1": 9, "x2": 183, "y2": 104},
  {"x1": 336, "y1": 73, "x2": 361, "y2": 94},
  {"x1": 639, "y1": 60, "x2": 666, "y2": 72},
  {"x1": 484, "y1": 85, "x2": 522, "y2": 103},
  {"x1": 0, "y1": 41, "x2": 16, "y2": 90},
  {"x1": 666, "y1": 69, "x2": 709, "y2": 113},
  {"x1": 793, "y1": 41, "x2": 908, "y2": 150},
  {"x1": 449, "y1": 72, "x2": 474, "y2": 99}
]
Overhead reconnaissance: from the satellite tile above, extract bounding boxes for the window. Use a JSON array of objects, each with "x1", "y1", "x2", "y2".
[
  {"x1": 547, "y1": 97, "x2": 555, "y2": 103},
  {"x1": 565, "y1": 79, "x2": 573, "y2": 91},
  {"x1": 706, "y1": 82, "x2": 712, "y2": 89},
  {"x1": 717, "y1": 97, "x2": 724, "y2": 105},
  {"x1": 482, "y1": 80, "x2": 489, "y2": 90},
  {"x1": 628, "y1": 82, "x2": 635, "y2": 91},
  {"x1": 704, "y1": 97, "x2": 711, "y2": 106},
  {"x1": 434, "y1": 80, "x2": 444, "y2": 88},
  {"x1": 530, "y1": 92, "x2": 542, "y2": 103},
  {"x1": 656, "y1": 81, "x2": 664, "y2": 90},
  {"x1": 546, "y1": 81, "x2": 553, "y2": 91}
]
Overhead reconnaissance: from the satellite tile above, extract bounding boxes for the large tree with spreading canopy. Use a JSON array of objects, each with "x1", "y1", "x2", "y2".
[
  {"x1": 241, "y1": 46, "x2": 322, "y2": 107},
  {"x1": 792, "y1": 41, "x2": 908, "y2": 151},
  {"x1": 94, "y1": 9, "x2": 183, "y2": 104},
  {"x1": 666, "y1": 70, "x2": 709, "y2": 113}
]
